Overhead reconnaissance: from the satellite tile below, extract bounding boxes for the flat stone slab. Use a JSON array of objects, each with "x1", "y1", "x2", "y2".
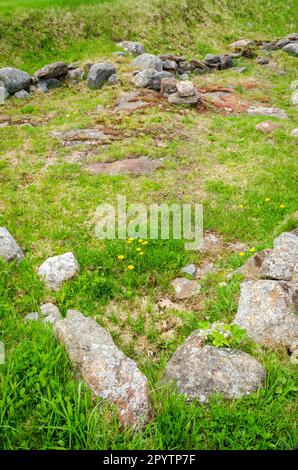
[
  {"x1": 171, "y1": 277, "x2": 201, "y2": 299},
  {"x1": 114, "y1": 91, "x2": 150, "y2": 112},
  {"x1": 165, "y1": 332, "x2": 265, "y2": 402},
  {"x1": 256, "y1": 120, "x2": 278, "y2": 133},
  {"x1": 234, "y1": 280, "x2": 298, "y2": 353},
  {"x1": 50, "y1": 128, "x2": 114, "y2": 146},
  {"x1": 55, "y1": 310, "x2": 151, "y2": 427},
  {"x1": 0, "y1": 227, "x2": 24, "y2": 263},
  {"x1": 84, "y1": 156, "x2": 161, "y2": 176},
  {"x1": 247, "y1": 106, "x2": 287, "y2": 119},
  {"x1": 38, "y1": 252, "x2": 80, "y2": 291}
]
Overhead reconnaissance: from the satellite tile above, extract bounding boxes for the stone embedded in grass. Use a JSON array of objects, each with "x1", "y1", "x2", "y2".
[
  {"x1": 234, "y1": 249, "x2": 272, "y2": 279},
  {"x1": 40, "y1": 303, "x2": 62, "y2": 324},
  {"x1": 200, "y1": 231, "x2": 223, "y2": 253},
  {"x1": 168, "y1": 91, "x2": 200, "y2": 105},
  {"x1": 87, "y1": 62, "x2": 116, "y2": 89},
  {"x1": 34, "y1": 61, "x2": 68, "y2": 80},
  {"x1": 256, "y1": 120, "x2": 278, "y2": 133},
  {"x1": 282, "y1": 42, "x2": 298, "y2": 56},
  {"x1": 54, "y1": 309, "x2": 151, "y2": 427},
  {"x1": 36, "y1": 78, "x2": 61, "y2": 93},
  {"x1": 37, "y1": 252, "x2": 79, "y2": 291},
  {"x1": 84, "y1": 156, "x2": 161, "y2": 176},
  {"x1": 0, "y1": 227, "x2": 24, "y2": 263},
  {"x1": 0, "y1": 86, "x2": 9, "y2": 102},
  {"x1": 131, "y1": 53, "x2": 163, "y2": 72},
  {"x1": 24, "y1": 312, "x2": 39, "y2": 322},
  {"x1": 117, "y1": 41, "x2": 145, "y2": 55},
  {"x1": 50, "y1": 128, "x2": 113, "y2": 146},
  {"x1": 114, "y1": 91, "x2": 149, "y2": 112},
  {"x1": 229, "y1": 39, "x2": 256, "y2": 49},
  {"x1": 260, "y1": 229, "x2": 298, "y2": 281},
  {"x1": 247, "y1": 106, "x2": 287, "y2": 119},
  {"x1": 181, "y1": 263, "x2": 197, "y2": 277},
  {"x1": 234, "y1": 280, "x2": 298, "y2": 353},
  {"x1": 171, "y1": 277, "x2": 201, "y2": 300},
  {"x1": 195, "y1": 261, "x2": 216, "y2": 279},
  {"x1": 255, "y1": 56, "x2": 269, "y2": 65},
  {"x1": 66, "y1": 67, "x2": 85, "y2": 83},
  {"x1": 219, "y1": 54, "x2": 234, "y2": 69},
  {"x1": 14, "y1": 89, "x2": 30, "y2": 100},
  {"x1": 0, "y1": 67, "x2": 31, "y2": 95},
  {"x1": 164, "y1": 332, "x2": 265, "y2": 402},
  {"x1": 291, "y1": 91, "x2": 298, "y2": 106},
  {"x1": 291, "y1": 128, "x2": 298, "y2": 137}
]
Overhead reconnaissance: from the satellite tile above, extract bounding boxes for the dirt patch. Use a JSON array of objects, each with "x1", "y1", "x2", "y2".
[{"x1": 84, "y1": 156, "x2": 162, "y2": 176}]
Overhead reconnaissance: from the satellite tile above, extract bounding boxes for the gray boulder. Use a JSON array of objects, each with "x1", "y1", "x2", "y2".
[
  {"x1": 177, "y1": 80, "x2": 196, "y2": 97},
  {"x1": 165, "y1": 332, "x2": 265, "y2": 402},
  {"x1": 204, "y1": 54, "x2": 221, "y2": 66},
  {"x1": 168, "y1": 91, "x2": 200, "y2": 105},
  {"x1": 0, "y1": 86, "x2": 9, "y2": 102},
  {"x1": 275, "y1": 38, "x2": 290, "y2": 49},
  {"x1": 162, "y1": 59, "x2": 178, "y2": 71},
  {"x1": 131, "y1": 53, "x2": 163, "y2": 72},
  {"x1": 0, "y1": 227, "x2": 24, "y2": 263},
  {"x1": 132, "y1": 68, "x2": 156, "y2": 87},
  {"x1": 261, "y1": 229, "x2": 298, "y2": 281},
  {"x1": 160, "y1": 77, "x2": 177, "y2": 95},
  {"x1": 282, "y1": 42, "x2": 298, "y2": 56},
  {"x1": 117, "y1": 41, "x2": 145, "y2": 55},
  {"x1": 234, "y1": 280, "x2": 298, "y2": 352},
  {"x1": 37, "y1": 252, "x2": 79, "y2": 290},
  {"x1": 219, "y1": 54, "x2": 234, "y2": 69},
  {"x1": 36, "y1": 78, "x2": 61, "y2": 93},
  {"x1": 66, "y1": 68, "x2": 85, "y2": 83},
  {"x1": 171, "y1": 277, "x2": 201, "y2": 299},
  {"x1": 40, "y1": 303, "x2": 62, "y2": 324},
  {"x1": 149, "y1": 71, "x2": 173, "y2": 91},
  {"x1": 87, "y1": 62, "x2": 116, "y2": 89},
  {"x1": 55, "y1": 310, "x2": 151, "y2": 427},
  {"x1": 0, "y1": 67, "x2": 31, "y2": 94},
  {"x1": 34, "y1": 61, "x2": 68, "y2": 80}
]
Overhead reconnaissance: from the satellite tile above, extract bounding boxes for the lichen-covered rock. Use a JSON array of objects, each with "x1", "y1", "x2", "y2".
[
  {"x1": 55, "y1": 310, "x2": 151, "y2": 427},
  {"x1": 165, "y1": 332, "x2": 265, "y2": 402},
  {"x1": 0, "y1": 67, "x2": 31, "y2": 94},
  {"x1": 37, "y1": 252, "x2": 79, "y2": 290},
  {"x1": 260, "y1": 229, "x2": 298, "y2": 281},
  {"x1": 87, "y1": 63, "x2": 116, "y2": 89},
  {"x1": 229, "y1": 39, "x2": 255, "y2": 49},
  {"x1": 282, "y1": 42, "x2": 298, "y2": 56},
  {"x1": 131, "y1": 53, "x2": 163, "y2": 72},
  {"x1": 171, "y1": 277, "x2": 201, "y2": 299},
  {"x1": 235, "y1": 249, "x2": 272, "y2": 279},
  {"x1": 234, "y1": 280, "x2": 298, "y2": 352},
  {"x1": 40, "y1": 303, "x2": 62, "y2": 324},
  {"x1": 247, "y1": 106, "x2": 287, "y2": 119},
  {"x1": 0, "y1": 227, "x2": 24, "y2": 263},
  {"x1": 34, "y1": 62, "x2": 68, "y2": 80}
]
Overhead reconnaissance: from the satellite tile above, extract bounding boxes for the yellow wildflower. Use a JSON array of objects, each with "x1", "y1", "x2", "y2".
[
  {"x1": 265, "y1": 197, "x2": 271, "y2": 202},
  {"x1": 127, "y1": 265, "x2": 135, "y2": 270},
  {"x1": 117, "y1": 255, "x2": 125, "y2": 260},
  {"x1": 249, "y1": 248, "x2": 256, "y2": 253},
  {"x1": 138, "y1": 251, "x2": 144, "y2": 256},
  {"x1": 142, "y1": 241, "x2": 148, "y2": 245},
  {"x1": 280, "y1": 204, "x2": 286, "y2": 209},
  {"x1": 239, "y1": 252, "x2": 245, "y2": 257},
  {"x1": 136, "y1": 247, "x2": 142, "y2": 252},
  {"x1": 138, "y1": 239, "x2": 143, "y2": 243}
]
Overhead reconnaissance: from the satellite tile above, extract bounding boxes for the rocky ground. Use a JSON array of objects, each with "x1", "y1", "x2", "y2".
[{"x1": 0, "y1": 25, "x2": 298, "y2": 449}]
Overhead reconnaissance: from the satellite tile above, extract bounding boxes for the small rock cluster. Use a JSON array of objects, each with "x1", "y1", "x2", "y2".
[{"x1": 229, "y1": 33, "x2": 298, "y2": 57}]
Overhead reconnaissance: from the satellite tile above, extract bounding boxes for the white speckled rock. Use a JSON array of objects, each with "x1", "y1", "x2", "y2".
[
  {"x1": 171, "y1": 277, "x2": 201, "y2": 299},
  {"x1": 54, "y1": 310, "x2": 151, "y2": 427},
  {"x1": 291, "y1": 128, "x2": 298, "y2": 137},
  {"x1": 234, "y1": 280, "x2": 298, "y2": 352},
  {"x1": 38, "y1": 252, "x2": 79, "y2": 290},
  {"x1": 131, "y1": 53, "x2": 163, "y2": 71},
  {"x1": 176, "y1": 80, "x2": 196, "y2": 97},
  {"x1": 291, "y1": 91, "x2": 298, "y2": 106},
  {"x1": 0, "y1": 227, "x2": 24, "y2": 263},
  {"x1": 165, "y1": 331, "x2": 265, "y2": 402},
  {"x1": 247, "y1": 106, "x2": 287, "y2": 119},
  {"x1": 260, "y1": 229, "x2": 298, "y2": 281}
]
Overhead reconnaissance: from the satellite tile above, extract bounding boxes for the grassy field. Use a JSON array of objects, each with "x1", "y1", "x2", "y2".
[{"x1": 0, "y1": 0, "x2": 298, "y2": 450}]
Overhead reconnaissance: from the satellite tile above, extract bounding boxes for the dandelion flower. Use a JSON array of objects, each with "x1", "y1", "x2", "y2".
[
  {"x1": 142, "y1": 241, "x2": 148, "y2": 245},
  {"x1": 249, "y1": 248, "x2": 256, "y2": 253},
  {"x1": 127, "y1": 265, "x2": 135, "y2": 270},
  {"x1": 280, "y1": 204, "x2": 286, "y2": 209},
  {"x1": 239, "y1": 252, "x2": 245, "y2": 257},
  {"x1": 126, "y1": 240, "x2": 132, "y2": 244},
  {"x1": 138, "y1": 251, "x2": 144, "y2": 256},
  {"x1": 265, "y1": 197, "x2": 271, "y2": 202},
  {"x1": 118, "y1": 255, "x2": 125, "y2": 260},
  {"x1": 239, "y1": 204, "x2": 244, "y2": 209},
  {"x1": 138, "y1": 239, "x2": 143, "y2": 243},
  {"x1": 136, "y1": 247, "x2": 142, "y2": 252}
]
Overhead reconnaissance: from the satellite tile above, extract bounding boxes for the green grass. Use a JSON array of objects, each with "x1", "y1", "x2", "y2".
[{"x1": 0, "y1": 0, "x2": 298, "y2": 451}]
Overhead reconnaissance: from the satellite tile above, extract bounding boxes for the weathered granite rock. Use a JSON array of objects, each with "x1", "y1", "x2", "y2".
[
  {"x1": 0, "y1": 67, "x2": 31, "y2": 94},
  {"x1": 107, "y1": 73, "x2": 118, "y2": 85},
  {"x1": 165, "y1": 333, "x2": 265, "y2": 402},
  {"x1": 36, "y1": 78, "x2": 61, "y2": 93},
  {"x1": 256, "y1": 56, "x2": 269, "y2": 65},
  {"x1": 275, "y1": 38, "x2": 290, "y2": 49},
  {"x1": 0, "y1": 86, "x2": 9, "y2": 102},
  {"x1": 87, "y1": 63, "x2": 116, "y2": 89},
  {"x1": 67, "y1": 68, "x2": 85, "y2": 83},
  {"x1": 114, "y1": 91, "x2": 149, "y2": 112},
  {"x1": 149, "y1": 71, "x2": 173, "y2": 91},
  {"x1": 40, "y1": 303, "x2": 62, "y2": 324},
  {"x1": 256, "y1": 121, "x2": 278, "y2": 133},
  {"x1": 51, "y1": 128, "x2": 113, "y2": 146},
  {"x1": 55, "y1": 310, "x2": 151, "y2": 427},
  {"x1": 162, "y1": 59, "x2": 178, "y2": 71},
  {"x1": 204, "y1": 54, "x2": 221, "y2": 66},
  {"x1": 37, "y1": 252, "x2": 79, "y2": 290},
  {"x1": 14, "y1": 89, "x2": 30, "y2": 100},
  {"x1": 260, "y1": 229, "x2": 298, "y2": 281},
  {"x1": 190, "y1": 59, "x2": 209, "y2": 74},
  {"x1": 0, "y1": 227, "x2": 24, "y2": 263},
  {"x1": 24, "y1": 312, "x2": 39, "y2": 322},
  {"x1": 234, "y1": 280, "x2": 298, "y2": 352},
  {"x1": 171, "y1": 277, "x2": 201, "y2": 299},
  {"x1": 176, "y1": 80, "x2": 196, "y2": 97},
  {"x1": 247, "y1": 106, "x2": 287, "y2": 119},
  {"x1": 131, "y1": 53, "x2": 163, "y2": 72},
  {"x1": 282, "y1": 42, "x2": 298, "y2": 56},
  {"x1": 160, "y1": 77, "x2": 177, "y2": 95},
  {"x1": 132, "y1": 68, "x2": 156, "y2": 88},
  {"x1": 229, "y1": 39, "x2": 255, "y2": 49},
  {"x1": 195, "y1": 261, "x2": 216, "y2": 279},
  {"x1": 34, "y1": 62, "x2": 68, "y2": 80},
  {"x1": 219, "y1": 54, "x2": 234, "y2": 69},
  {"x1": 117, "y1": 41, "x2": 145, "y2": 55},
  {"x1": 235, "y1": 250, "x2": 272, "y2": 279}
]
